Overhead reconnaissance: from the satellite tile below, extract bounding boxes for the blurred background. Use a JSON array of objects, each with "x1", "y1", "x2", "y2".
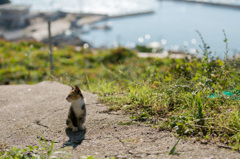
[
  {"x1": 1, "y1": 0, "x2": 240, "y2": 58},
  {"x1": 1, "y1": 1, "x2": 240, "y2": 151}
]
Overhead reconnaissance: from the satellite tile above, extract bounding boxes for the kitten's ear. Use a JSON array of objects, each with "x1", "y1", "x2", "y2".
[
  {"x1": 75, "y1": 85, "x2": 80, "y2": 93},
  {"x1": 71, "y1": 85, "x2": 75, "y2": 90},
  {"x1": 75, "y1": 85, "x2": 83, "y2": 96}
]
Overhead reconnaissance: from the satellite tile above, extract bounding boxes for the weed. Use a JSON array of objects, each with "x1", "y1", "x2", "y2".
[
  {"x1": 0, "y1": 135, "x2": 69, "y2": 159},
  {"x1": 169, "y1": 138, "x2": 181, "y2": 155}
]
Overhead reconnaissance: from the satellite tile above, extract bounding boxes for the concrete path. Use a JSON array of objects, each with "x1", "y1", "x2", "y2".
[{"x1": 0, "y1": 81, "x2": 240, "y2": 158}]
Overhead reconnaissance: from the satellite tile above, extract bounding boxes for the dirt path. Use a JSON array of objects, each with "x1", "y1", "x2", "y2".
[{"x1": 0, "y1": 81, "x2": 240, "y2": 159}]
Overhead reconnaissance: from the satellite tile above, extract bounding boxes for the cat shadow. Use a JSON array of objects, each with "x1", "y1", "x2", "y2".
[{"x1": 63, "y1": 128, "x2": 86, "y2": 149}]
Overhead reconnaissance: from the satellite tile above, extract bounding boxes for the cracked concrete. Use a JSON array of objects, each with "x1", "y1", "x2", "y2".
[{"x1": 0, "y1": 81, "x2": 240, "y2": 159}]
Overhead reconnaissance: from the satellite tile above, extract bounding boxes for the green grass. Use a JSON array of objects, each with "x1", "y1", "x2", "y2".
[
  {"x1": 169, "y1": 138, "x2": 181, "y2": 155},
  {"x1": 0, "y1": 136, "x2": 69, "y2": 159},
  {"x1": 0, "y1": 33, "x2": 240, "y2": 152},
  {"x1": 0, "y1": 139, "x2": 113, "y2": 159},
  {"x1": 83, "y1": 33, "x2": 240, "y2": 150}
]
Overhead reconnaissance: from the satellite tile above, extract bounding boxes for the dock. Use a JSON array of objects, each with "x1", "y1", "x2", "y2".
[
  {"x1": 0, "y1": 3, "x2": 155, "y2": 45},
  {"x1": 2, "y1": 15, "x2": 72, "y2": 41},
  {"x1": 26, "y1": 17, "x2": 71, "y2": 41},
  {"x1": 76, "y1": 15, "x2": 107, "y2": 27}
]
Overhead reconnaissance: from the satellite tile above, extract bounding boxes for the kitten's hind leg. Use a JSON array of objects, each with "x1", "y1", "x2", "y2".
[
  {"x1": 77, "y1": 117, "x2": 85, "y2": 131},
  {"x1": 66, "y1": 118, "x2": 78, "y2": 132}
]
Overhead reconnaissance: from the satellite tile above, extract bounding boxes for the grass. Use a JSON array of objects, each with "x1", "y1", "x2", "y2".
[
  {"x1": 169, "y1": 138, "x2": 181, "y2": 155},
  {"x1": 84, "y1": 32, "x2": 240, "y2": 150},
  {"x1": 0, "y1": 135, "x2": 69, "y2": 159},
  {"x1": 0, "y1": 32, "x2": 240, "y2": 152},
  {"x1": 0, "y1": 135, "x2": 114, "y2": 159},
  {"x1": 0, "y1": 142, "x2": 113, "y2": 159}
]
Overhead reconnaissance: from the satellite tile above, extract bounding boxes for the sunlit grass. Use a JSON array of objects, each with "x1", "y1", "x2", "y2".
[{"x1": 0, "y1": 35, "x2": 240, "y2": 151}]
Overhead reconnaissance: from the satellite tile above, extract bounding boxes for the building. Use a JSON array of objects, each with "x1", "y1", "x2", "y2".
[{"x1": 0, "y1": 4, "x2": 31, "y2": 29}]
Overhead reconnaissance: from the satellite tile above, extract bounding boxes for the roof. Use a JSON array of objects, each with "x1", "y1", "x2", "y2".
[{"x1": 0, "y1": 3, "x2": 31, "y2": 11}]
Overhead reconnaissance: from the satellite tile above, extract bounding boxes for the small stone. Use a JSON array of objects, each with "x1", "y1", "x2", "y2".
[{"x1": 201, "y1": 140, "x2": 208, "y2": 144}]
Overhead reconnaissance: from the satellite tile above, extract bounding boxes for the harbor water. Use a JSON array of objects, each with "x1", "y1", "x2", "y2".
[{"x1": 11, "y1": 0, "x2": 240, "y2": 57}]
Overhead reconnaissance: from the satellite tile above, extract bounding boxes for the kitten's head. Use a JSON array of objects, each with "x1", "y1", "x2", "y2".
[{"x1": 66, "y1": 85, "x2": 84, "y2": 102}]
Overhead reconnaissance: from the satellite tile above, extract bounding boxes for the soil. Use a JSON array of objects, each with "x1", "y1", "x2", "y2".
[{"x1": 0, "y1": 81, "x2": 240, "y2": 159}]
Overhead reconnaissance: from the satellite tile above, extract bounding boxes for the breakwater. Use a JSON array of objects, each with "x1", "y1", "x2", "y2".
[{"x1": 171, "y1": 0, "x2": 240, "y2": 9}]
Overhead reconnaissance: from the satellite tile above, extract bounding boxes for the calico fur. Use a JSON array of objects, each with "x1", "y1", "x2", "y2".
[{"x1": 66, "y1": 85, "x2": 86, "y2": 132}]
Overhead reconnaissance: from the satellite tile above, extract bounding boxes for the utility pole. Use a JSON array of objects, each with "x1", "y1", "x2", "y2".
[{"x1": 48, "y1": 21, "x2": 54, "y2": 76}]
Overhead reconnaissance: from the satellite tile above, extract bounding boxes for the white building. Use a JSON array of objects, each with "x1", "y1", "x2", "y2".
[{"x1": 0, "y1": 4, "x2": 31, "y2": 29}]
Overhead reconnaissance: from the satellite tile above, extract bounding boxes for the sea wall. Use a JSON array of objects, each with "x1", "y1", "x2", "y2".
[{"x1": 171, "y1": 0, "x2": 240, "y2": 9}]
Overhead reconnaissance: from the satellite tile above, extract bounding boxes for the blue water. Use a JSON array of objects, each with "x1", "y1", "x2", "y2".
[
  {"x1": 81, "y1": 1, "x2": 240, "y2": 57},
  {"x1": 11, "y1": 0, "x2": 240, "y2": 57}
]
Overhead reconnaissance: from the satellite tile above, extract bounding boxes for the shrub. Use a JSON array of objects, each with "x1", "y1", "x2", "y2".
[{"x1": 102, "y1": 47, "x2": 137, "y2": 64}]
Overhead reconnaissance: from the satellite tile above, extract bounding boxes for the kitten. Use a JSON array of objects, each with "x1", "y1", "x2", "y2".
[{"x1": 66, "y1": 85, "x2": 86, "y2": 132}]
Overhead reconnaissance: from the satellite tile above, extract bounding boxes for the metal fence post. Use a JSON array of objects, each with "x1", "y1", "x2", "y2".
[{"x1": 48, "y1": 21, "x2": 54, "y2": 76}]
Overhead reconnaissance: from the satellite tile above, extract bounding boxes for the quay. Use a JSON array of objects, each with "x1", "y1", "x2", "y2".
[
  {"x1": 0, "y1": 3, "x2": 155, "y2": 45},
  {"x1": 76, "y1": 15, "x2": 107, "y2": 27}
]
